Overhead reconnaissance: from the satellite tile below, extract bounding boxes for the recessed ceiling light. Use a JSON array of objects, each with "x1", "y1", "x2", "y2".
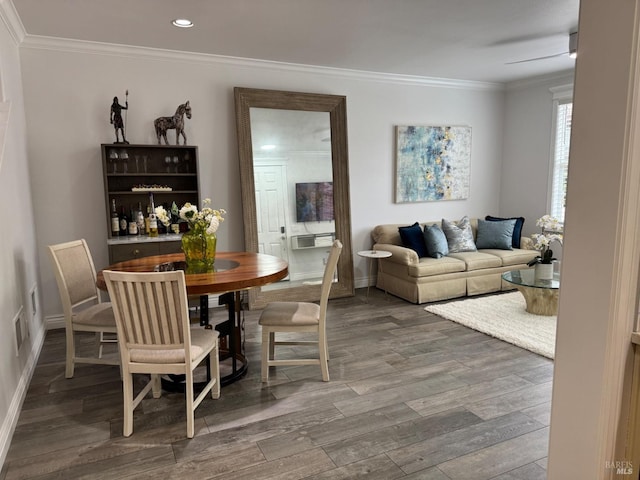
[
  {"x1": 172, "y1": 19, "x2": 194, "y2": 28},
  {"x1": 261, "y1": 145, "x2": 277, "y2": 151}
]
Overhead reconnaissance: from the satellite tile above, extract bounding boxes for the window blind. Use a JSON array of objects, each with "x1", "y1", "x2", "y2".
[{"x1": 550, "y1": 100, "x2": 572, "y2": 223}]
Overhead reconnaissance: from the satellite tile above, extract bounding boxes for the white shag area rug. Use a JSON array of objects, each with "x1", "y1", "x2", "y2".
[{"x1": 425, "y1": 292, "x2": 556, "y2": 359}]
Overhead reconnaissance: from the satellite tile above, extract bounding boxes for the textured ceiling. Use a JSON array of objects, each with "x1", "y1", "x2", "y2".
[{"x1": 11, "y1": 0, "x2": 579, "y2": 84}]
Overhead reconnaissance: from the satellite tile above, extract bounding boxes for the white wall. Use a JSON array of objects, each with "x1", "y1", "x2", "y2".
[
  {"x1": 501, "y1": 71, "x2": 575, "y2": 239},
  {"x1": 17, "y1": 40, "x2": 507, "y2": 321},
  {"x1": 0, "y1": 2, "x2": 45, "y2": 466}
]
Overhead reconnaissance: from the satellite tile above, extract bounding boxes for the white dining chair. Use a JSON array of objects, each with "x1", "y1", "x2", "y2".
[
  {"x1": 48, "y1": 239, "x2": 118, "y2": 378},
  {"x1": 259, "y1": 239, "x2": 342, "y2": 382},
  {"x1": 102, "y1": 269, "x2": 220, "y2": 438}
]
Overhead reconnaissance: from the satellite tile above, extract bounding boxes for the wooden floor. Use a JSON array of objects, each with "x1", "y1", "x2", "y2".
[{"x1": 1, "y1": 288, "x2": 552, "y2": 480}]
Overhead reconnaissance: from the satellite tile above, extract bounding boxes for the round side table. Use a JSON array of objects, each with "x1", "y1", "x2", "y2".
[{"x1": 357, "y1": 250, "x2": 392, "y2": 300}]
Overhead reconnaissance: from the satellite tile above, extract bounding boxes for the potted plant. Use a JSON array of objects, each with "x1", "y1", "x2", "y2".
[{"x1": 526, "y1": 215, "x2": 563, "y2": 279}]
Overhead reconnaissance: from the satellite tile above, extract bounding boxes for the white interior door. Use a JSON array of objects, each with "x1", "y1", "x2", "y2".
[{"x1": 254, "y1": 164, "x2": 290, "y2": 267}]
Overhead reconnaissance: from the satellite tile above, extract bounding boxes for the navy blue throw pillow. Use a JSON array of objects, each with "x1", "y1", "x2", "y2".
[
  {"x1": 398, "y1": 222, "x2": 428, "y2": 257},
  {"x1": 485, "y1": 215, "x2": 525, "y2": 248}
]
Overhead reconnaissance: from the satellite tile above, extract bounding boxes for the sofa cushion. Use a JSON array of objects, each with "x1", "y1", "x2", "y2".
[
  {"x1": 448, "y1": 251, "x2": 502, "y2": 271},
  {"x1": 480, "y1": 248, "x2": 539, "y2": 267},
  {"x1": 475, "y1": 219, "x2": 515, "y2": 250},
  {"x1": 423, "y1": 224, "x2": 449, "y2": 258},
  {"x1": 442, "y1": 216, "x2": 477, "y2": 253},
  {"x1": 485, "y1": 215, "x2": 525, "y2": 249},
  {"x1": 398, "y1": 222, "x2": 428, "y2": 257},
  {"x1": 408, "y1": 256, "x2": 466, "y2": 277}
]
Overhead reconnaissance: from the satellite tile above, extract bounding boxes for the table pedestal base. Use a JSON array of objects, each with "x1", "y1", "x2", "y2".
[
  {"x1": 162, "y1": 290, "x2": 247, "y2": 392},
  {"x1": 514, "y1": 285, "x2": 559, "y2": 316}
]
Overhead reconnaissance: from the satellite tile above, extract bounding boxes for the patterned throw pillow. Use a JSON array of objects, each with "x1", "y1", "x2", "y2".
[{"x1": 441, "y1": 216, "x2": 477, "y2": 253}]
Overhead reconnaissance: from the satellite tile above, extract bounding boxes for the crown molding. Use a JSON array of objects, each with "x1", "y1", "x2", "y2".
[
  {"x1": 506, "y1": 70, "x2": 575, "y2": 92},
  {"x1": 0, "y1": 0, "x2": 25, "y2": 45},
  {"x1": 19, "y1": 34, "x2": 504, "y2": 92},
  {"x1": 550, "y1": 84, "x2": 574, "y2": 100}
]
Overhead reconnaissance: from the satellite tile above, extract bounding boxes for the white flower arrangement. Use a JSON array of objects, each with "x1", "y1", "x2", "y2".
[
  {"x1": 154, "y1": 198, "x2": 226, "y2": 235},
  {"x1": 155, "y1": 205, "x2": 171, "y2": 227},
  {"x1": 179, "y1": 198, "x2": 226, "y2": 235},
  {"x1": 536, "y1": 214, "x2": 562, "y2": 233},
  {"x1": 528, "y1": 215, "x2": 563, "y2": 265}
]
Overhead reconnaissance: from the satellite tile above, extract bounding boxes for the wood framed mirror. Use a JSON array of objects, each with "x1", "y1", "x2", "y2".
[{"x1": 234, "y1": 87, "x2": 354, "y2": 309}]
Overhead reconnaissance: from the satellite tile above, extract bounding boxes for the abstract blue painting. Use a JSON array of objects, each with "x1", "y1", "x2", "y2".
[{"x1": 395, "y1": 125, "x2": 471, "y2": 203}]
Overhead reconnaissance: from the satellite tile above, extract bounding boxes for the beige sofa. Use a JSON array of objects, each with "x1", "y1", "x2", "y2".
[{"x1": 371, "y1": 218, "x2": 538, "y2": 304}]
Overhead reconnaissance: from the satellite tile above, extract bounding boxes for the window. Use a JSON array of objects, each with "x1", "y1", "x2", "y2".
[{"x1": 549, "y1": 86, "x2": 573, "y2": 224}]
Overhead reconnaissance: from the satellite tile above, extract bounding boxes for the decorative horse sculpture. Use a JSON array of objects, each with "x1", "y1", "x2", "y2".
[{"x1": 154, "y1": 101, "x2": 192, "y2": 145}]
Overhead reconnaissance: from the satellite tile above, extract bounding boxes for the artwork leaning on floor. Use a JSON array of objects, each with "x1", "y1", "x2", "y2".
[{"x1": 395, "y1": 125, "x2": 471, "y2": 203}]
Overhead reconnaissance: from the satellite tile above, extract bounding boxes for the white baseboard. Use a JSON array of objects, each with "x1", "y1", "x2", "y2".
[
  {"x1": 355, "y1": 274, "x2": 373, "y2": 289},
  {"x1": 0, "y1": 322, "x2": 46, "y2": 469},
  {"x1": 46, "y1": 314, "x2": 65, "y2": 330}
]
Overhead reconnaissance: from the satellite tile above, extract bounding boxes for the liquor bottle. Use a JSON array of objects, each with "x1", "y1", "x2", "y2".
[
  {"x1": 119, "y1": 207, "x2": 129, "y2": 236},
  {"x1": 136, "y1": 202, "x2": 145, "y2": 235},
  {"x1": 145, "y1": 205, "x2": 150, "y2": 234},
  {"x1": 170, "y1": 201, "x2": 180, "y2": 234},
  {"x1": 128, "y1": 207, "x2": 138, "y2": 235},
  {"x1": 110, "y1": 199, "x2": 120, "y2": 237},
  {"x1": 148, "y1": 193, "x2": 158, "y2": 237},
  {"x1": 158, "y1": 203, "x2": 166, "y2": 234}
]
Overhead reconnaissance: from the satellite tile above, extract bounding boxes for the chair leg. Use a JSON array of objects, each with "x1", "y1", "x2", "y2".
[
  {"x1": 268, "y1": 332, "x2": 275, "y2": 360},
  {"x1": 65, "y1": 328, "x2": 75, "y2": 379},
  {"x1": 319, "y1": 331, "x2": 330, "y2": 382},
  {"x1": 325, "y1": 337, "x2": 330, "y2": 361},
  {"x1": 123, "y1": 372, "x2": 134, "y2": 437},
  {"x1": 95, "y1": 332, "x2": 103, "y2": 358},
  {"x1": 185, "y1": 369, "x2": 195, "y2": 438},
  {"x1": 261, "y1": 329, "x2": 271, "y2": 382},
  {"x1": 151, "y1": 374, "x2": 162, "y2": 398},
  {"x1": 211, "y1": 347, "x2": 220, "y2": 399}
]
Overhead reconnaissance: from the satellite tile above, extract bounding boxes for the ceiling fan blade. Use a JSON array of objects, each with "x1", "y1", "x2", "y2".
[{"x1": 505, "y1": 52, "x2": 569, "y2": 65}]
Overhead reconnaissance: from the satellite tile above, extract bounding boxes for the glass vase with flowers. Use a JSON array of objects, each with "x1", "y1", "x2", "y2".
[{"x1": 155, "y1": 199, "x2": 226, "y2": 273}]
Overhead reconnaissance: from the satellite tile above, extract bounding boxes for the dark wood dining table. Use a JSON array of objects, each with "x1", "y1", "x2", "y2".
[{"x1": 96, "y1": 251, "x2": 288, "y2": 386}]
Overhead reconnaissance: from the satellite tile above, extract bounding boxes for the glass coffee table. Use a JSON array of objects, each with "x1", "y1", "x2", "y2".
[{"x1": 502, "y1": 268, "x2": 560, "y2": 316}]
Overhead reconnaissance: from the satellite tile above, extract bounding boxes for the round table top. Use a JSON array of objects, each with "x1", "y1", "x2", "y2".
[
  {"x1": 357, "y1": 250, "x2": 392, "y2": 259},
  {"x1": 96, "y1": 251, "x2": 289, "y2": 296},
  {"x1": 502, "y1": 268, "x2": 560, "y2": 290}
]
